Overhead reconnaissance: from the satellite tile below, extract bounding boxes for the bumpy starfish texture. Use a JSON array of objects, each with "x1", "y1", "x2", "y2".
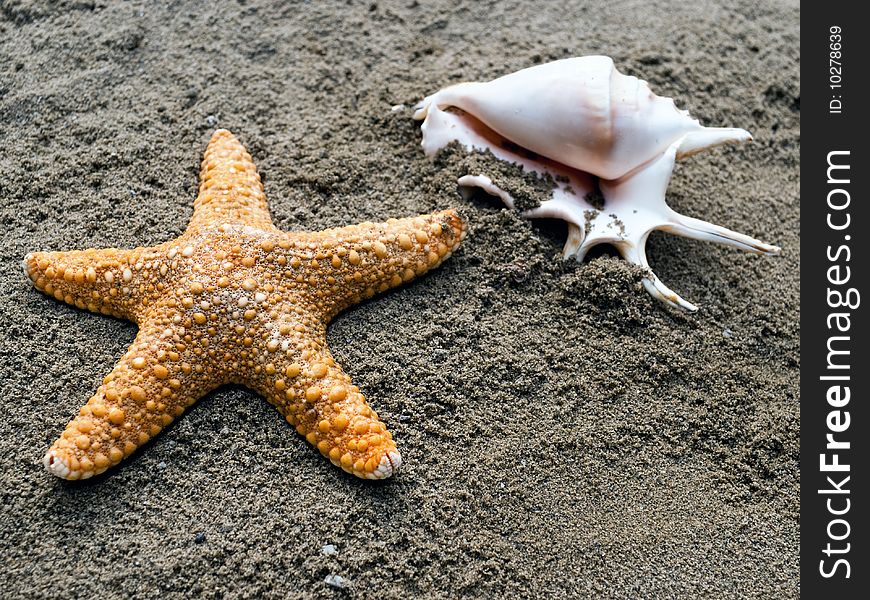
[{"x1": 24, "y1": 129, "x2": 466, "y2": 481}]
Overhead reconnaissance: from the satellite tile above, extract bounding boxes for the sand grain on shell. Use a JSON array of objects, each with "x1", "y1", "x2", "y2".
[{"x1": 0, "y1": 0, "x2": 798, "y2": 598}]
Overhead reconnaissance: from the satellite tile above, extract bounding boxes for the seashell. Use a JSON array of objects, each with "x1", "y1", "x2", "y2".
[{"x1": 413, "y1": 56, "x2": 780, "y2": 311}]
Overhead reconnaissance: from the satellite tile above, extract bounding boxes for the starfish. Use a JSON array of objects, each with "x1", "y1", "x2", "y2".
[{"x1": 23, "y1": 129, "x2": 466, "y2": 481}]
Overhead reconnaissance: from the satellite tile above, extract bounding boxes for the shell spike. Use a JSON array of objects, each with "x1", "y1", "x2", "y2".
[
  {"x1": 641, "y1": 277, "x2": 699, "y2": 312},
  {"x1": 619, "y1": 243, "x2": 699, "y2": 312},
  {"x1": 660, "y1": 212, "x2": 781, "y2": 256},
  {"x1": 676, "y1": 127, "x2": 753, "y2": 160},
  {"x1": 563, "y1": 224, "x2": 585, "y2": 260},
  {"x1": 458, "y1": 174, "x2": 518, "y2": 210}
]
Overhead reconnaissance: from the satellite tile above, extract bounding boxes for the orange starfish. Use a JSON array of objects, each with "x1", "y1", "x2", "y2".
[{"x1": 24, "y1": 129, "x2": 466, "y2": 480}]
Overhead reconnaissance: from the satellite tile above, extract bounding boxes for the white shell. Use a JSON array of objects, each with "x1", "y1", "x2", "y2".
[{"x1": 414, "y1": 56, "x2": 780, "y2": 311}]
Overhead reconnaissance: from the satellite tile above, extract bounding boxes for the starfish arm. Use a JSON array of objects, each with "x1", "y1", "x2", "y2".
[
  {"x1": 275, "y1": 209, "x2": 467, "y2": 320},
  {"x1": 25, "y1": 128, "x2": 468, "y2": 481},
  {"x1": 23, "y1": 246, "x2": 160, "y2": 321},
  {"x1": 187, "y1": 129, "x2": 275, "y2": 231},
  {"x1": 43, "y1": 321, "x2": 220, "y2": 480},
  {"x1": 245, "y1": 331, "x2": 402, "y2": 479}
]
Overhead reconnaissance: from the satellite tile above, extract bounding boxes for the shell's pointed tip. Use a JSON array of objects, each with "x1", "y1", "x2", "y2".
[
  {"x1": 677, "y1": 127, "x2": 754, "y2": 158},
  {"x1": 669, "y1": 292, "x2": 699, "y2": 312},
  {"x1": 413, "y1": 93, "x2": 437, "y2": 120},
  {"x1": 752, "y1": 241, "x2": 781, "y2": 255},
  {"x1": 665, "y1": 292, "x2": 699, "y2": 312},
  {"x1": 641, "y1": 278, "x2": 699, "y2": 312}
]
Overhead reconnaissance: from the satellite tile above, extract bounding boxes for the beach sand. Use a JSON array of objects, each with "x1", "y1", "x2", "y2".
[{"x1": 0, "y1": 0, "x2": 799, "y2": 597}]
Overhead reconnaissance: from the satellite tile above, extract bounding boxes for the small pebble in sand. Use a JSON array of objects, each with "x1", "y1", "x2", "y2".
[
  {"x1": 194, "y1": 532, "x2": 206, "y2": 544},
  {"x1": 723, "y1": 328, "x2": 734, "y2": 338},
  {"x1": 321, "y1": 544, "x2": 338, "y2": 556},
  {"x1": 324, "y1": 574, "x2": 349, "y2": 589},
  {"x1": 205, "y1": 114, "x2": 219, "y2": 126},
  {"x1": 157, "y1": 461, "x2": 166, "y2": 469}
]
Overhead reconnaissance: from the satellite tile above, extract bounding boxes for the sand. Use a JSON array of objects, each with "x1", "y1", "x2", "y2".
[{"x1": 0, "y1": 0, "x2": 799, "y2": 597}]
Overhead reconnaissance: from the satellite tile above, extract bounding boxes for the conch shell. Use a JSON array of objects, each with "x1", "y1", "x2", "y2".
[{"x1": 413, "y1": 56, "x2": 780, "y2": 311}]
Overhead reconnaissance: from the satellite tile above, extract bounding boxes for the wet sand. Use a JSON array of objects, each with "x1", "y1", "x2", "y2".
[{"x1": 0, "y1": 0, "x2": 799, "y2": 597}]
